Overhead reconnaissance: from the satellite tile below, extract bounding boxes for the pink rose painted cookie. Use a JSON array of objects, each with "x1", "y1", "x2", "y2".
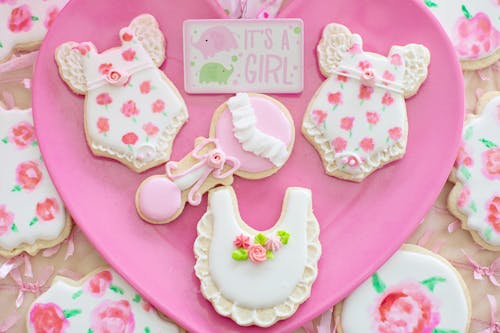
[
  {"x1": 0, "y1": 107, "x2": 71, "y2": 257},
  {"x1": 423, "y1": 0, "x2": 500, "y2": 70},
  {"x1": 0, "y1": 0, "x2": 69, "y2": 63},
  {"x1": 27, "y1": 268, "x2": 183, "y2": 333},
  {"x1": 136, "y1": 93, "x2": 295, "y2": 224},
  {"x1": 335, "y1": 245, "x2": 471, "y2": 333},
  {"x1": 194, "y1": 186, "x2": 321, "y2": 327},
  {"x1": 302, "y1": 23, "x2": 430, "y2": 182},
  {"x1": 55, "y1": 14, "x2": 188, "y2": 172},
  {"x1": 449, "y1": 92, "x2": 500, "y2": 251}
]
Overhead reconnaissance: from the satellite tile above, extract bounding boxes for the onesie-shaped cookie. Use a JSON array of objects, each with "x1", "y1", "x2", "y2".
[
  {"x1": 449, "y1": 92, "x2": 500, "y2": 251},
  {"x1": 55, "y1": 14, "x2": 188, "y2": 172},
  {"x1": 302, "y1": 23, "x2": 430, "y2": 182}
]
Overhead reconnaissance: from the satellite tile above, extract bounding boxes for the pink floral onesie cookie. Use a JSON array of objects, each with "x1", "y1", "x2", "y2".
[
  {"x1": 55, "y1": 14, "x2": 188, "y2": 172},
  {"x1": 302, "y1": 23, "x2": 430, "y2": 182},
  {"x1": 0, "y1": 0, "x2": 68, "y2": 63},
  {"x1": 0, "y1": 107, "x2": 71, "y2": 257},
  {"x1": 449, "y1": 92, "x2": 500, "y2": 251}
]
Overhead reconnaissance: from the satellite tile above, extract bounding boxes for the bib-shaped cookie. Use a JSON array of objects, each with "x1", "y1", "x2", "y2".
[
  {"x1": 423, "y1": 0, "x2": 500, "y2": 70},
  {"x1": 27, "y1": 268, "x2": 183, "y2": 332},
  {"x1": 0, "y1": 0, "x2": 68, "y2": 63},
  {"x1": 449, "y1": 92, "x2": 500, "y2": 251},
  {"x1": 0, "y1": 107, "x2": 71, "y2": 257},
  {"x1": 194, "y1": 186, "x2": 321, "y2": 327},
  {"x1": 55, "y1": 14, "x2": 188, "y2": 172},
  {"x1": 302, "y1": 23, "x2": 430, "y2": 182},
  {"x1": 335, "y1": 245, "x2": 471, "y2": 333}
]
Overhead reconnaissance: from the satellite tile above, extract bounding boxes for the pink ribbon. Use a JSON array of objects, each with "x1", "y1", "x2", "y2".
[
  {"x1": 0, "y1": 253, "x2": 32, "y2": 279},
  {"x1": 42, "y1": 227, "x2": 76, "y2": 260},
  {"x1": 10, "y1": 266, "x2": 53, "y2": 308},
  {"x1": 477, "y1": 295, "x2": 499, "y2": 333},
  {"x1": 215, "y1": 0, "x2": 284, "y2": 19},
  {"x1": 0, "y1": 313, "x2": 20, "y2": 333},
  {"x1": 453, "y1": 250, "x2": 500, "y2": 286},
  {"x1": 166, "y1": 138, "x2": 240, "y2": 205},
  {"x1": 0, "y1": 51, "x2": 37, "y2": 73}
]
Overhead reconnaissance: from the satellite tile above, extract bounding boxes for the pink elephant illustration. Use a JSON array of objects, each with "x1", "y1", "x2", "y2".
[{"x1": 192, "y1": 25, "x2": 238, "y2": 59}]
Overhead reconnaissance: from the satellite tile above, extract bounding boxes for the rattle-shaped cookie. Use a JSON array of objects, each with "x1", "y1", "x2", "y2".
[
  {"x1": 302, "y1": 23, "x2": 430, "y2": 182},
  {"x1": 136, "y1": 93, "x2": 295, "y2": 224},
  {"x1": 55, "y1": 14, "x2": 188, "y2": 172}
]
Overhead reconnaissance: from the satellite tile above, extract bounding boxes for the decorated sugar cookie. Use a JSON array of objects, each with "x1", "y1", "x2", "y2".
[
  {"x1": 0, "y1": 0, "x2": 69, "y2": 63},
  {"x1": 27, "y1": 268, "x2": 183, "y2": 333},
  {"x1": 334, "y1": 245, "x2": 471, "y2": 333},
  {"x1": 194, "y1": 186, "x2": 321, "y2": 327},
  {"x1": 449, "y1": 92, "x2": 500, "y2": 251},
  {"x1": 55, "y1": 14, "x2": 188, "y2": 172},
  {"x1": 423, "y1": 0, "x2": 500, "y2": 70},
  {"x1": 0, "y1": 107, "x2": 71, "y2": 258},
  {"x1": 302, "y1": 23, "x2": 430, "y2": 182},
  {"x1": 136, "y1": 93, "x2": 295, "y2": 224}
]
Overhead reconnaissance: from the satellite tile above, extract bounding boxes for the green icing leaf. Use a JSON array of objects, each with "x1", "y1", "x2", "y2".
[
  {"x1": 484, "y1": 226, "x2": 493, "y2": 241},
  {"x1": 29, "y1": 217, "x2": 38, "y2": 226},
  {"x1": 0, "y1": 42, "x2": 3, "y2": 48},
  {"x1": 293, "y1": 26, "x2": 301, "y2": 34},
  {"x1": 32, "y1": 140, "x2": 38, "y2": 147},
  {"x1": 88, "y1": 329, "x2": 94, "y2": 333},
  {"x1": 11, "y1": 223, "x2": 18, "y2": 232},
  {"x1": 31, "y1": 16, "x2": 39, "y2": 21},
  {"x1": 110, "y1": 284, "x2": 124, "y2": 295},
  {"x1": 63, "y1": 309, "x2": 82, "y2": 318},
  {"x1": 71, "y1": 290, "x2": 83, "y2": 300},
  {"x1": 470, "y1": 201, "x2": 477, "y2": 213},
  {"x1": 277, "y1": 230, "x2": 290, "y2": 245},
  {"x1": 254, "y1": 233, "x2": 267, "y2": 246},
  {"x1": 372, "y1": 273, "x2": 386, "y2": 293},
  {"x1": 145, "y1": 327, "x2": 151, "y2": 333},
  {"x1": 461, "y1": 4, "x2": 472, "y2": 19},
  {"x1": 463, "y1": 126, "x2": 473, "y2": 140},
  {"x1": 432, "y1": 329, "x2": 459, "y2": 333},
  {"x1": 232, "y1": 249, "x2": 248, "y2": 261},
  {"x1": 459, "y1": 165, "x2": 471, "y2": 180},
  {"x1": 11, "y1": 184, "x2": 22, "y2": 192},
  {"x1": 424, "y1": 0, "x2": 438, "y2": 7},
  {"x1": 420, "y1": 276, "x2": 446, "y2": 291},
  {"x1": 133, "y1": 294, "x2": 142, "y2": 303},
  {"x1": 479, "y1": 138, "x2": 497, "y2": 148},
  {"x1": 1, "y1": 137, "x2": 7, "y2": 144},
  {"x1": 266, "y1": 250, "x2": 274, "y2": 259}
]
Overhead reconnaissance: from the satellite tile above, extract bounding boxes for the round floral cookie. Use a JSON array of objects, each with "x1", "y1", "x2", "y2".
[
  {"x1": 26, "y1": 267, "x2": 183, "y2": 333},
  {"x1": 448, "y1": 91, "x2": 500, "y2": 251},
  {"x1": 194, "y1": 186, "x2": 321, "y2": 327},
  {"x1": 0, "y1": 107, "x2": 71, "y2": 257},
  {"x1": 334, "y1": 244, "x2": 471, "y2": 333},
  {"x1": 0, "y1": 0, "x2": 69, "y2": 63},
  {"x1": 423, "y1": 0, "x2": 500, "y2": 70}
]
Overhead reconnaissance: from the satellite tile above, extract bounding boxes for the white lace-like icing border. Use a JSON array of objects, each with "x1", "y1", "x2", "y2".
[
  {"x1": 89, "y1": 108, "x2": 188, "y2": 170},
  {"x1": 303, "y1": 117, "x2": 406, "y2": 180},
  {"x1": 228, "y1": 93, "x2": 290, "y2": 167},
  {"x1": 193, "y1": 207, "x2": 321, "y2": 327}
]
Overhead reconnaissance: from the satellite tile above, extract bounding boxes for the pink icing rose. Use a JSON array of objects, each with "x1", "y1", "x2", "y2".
[
  {"x1": 9, "y1": 121, "x2": 35, "y2": 149},
  {"x1": 312, "y1": 109, "x2": 328, "y2": 126},
  {"x1": 29, "y1": 302, "x2": 69, "y2": 333},
  {"x1": 233, "y1": 234, "x2": 250, "y2": 249},
  {"x1": 140, "y1": 81, "x2": 151, "y2": 94},
  {"x1": 358, "y1": 60, "x2": 371, "y2": 70},
  {"x1": 340, "y1": 117, "x2": 354, "y2": 131},
  {"x1": 382, "y1": 92, "x2": 394, "y2": 106},
  {"x1": 390, "y1": 54, "x2": 402, "y2": 66},
  {"x1": 455, "y1": 13, "x2": 500, "y2": 59},
  {"x1": 16, "y1": 161, "x2": 42, "y2": 191},
  {"x1": 121, "y1": 48, "x2": 136, "y2": 62},
  {"x1": 359, "y1": 85, "x2": 374, "y2": 100},
  {"x1": 96, "y1": 93, "x2": 112, "y2": 106},
  {"x1": 457, "y1": 187, "x2": 470, "y2": 208},
  {"x1": 482, "y1": 148, "x2": 500, "y2": 179},
  {"x1": 247, "y1": 244, "x2": 267, "y2": 263},
  {"x1": 121, "y1": 100, "x2": 139, "y2": 118},
  {"x1": 90, "y1": 299, "x2": 135, "y2": 333},
  {"x1": 105, "y1": 69, "x2": 130, "y2": 86},
  {"x1": 122, "y1": 132, "x2": 138, "y2": 145},
  {"x1": 152, "y1": 99, "x2": 165, "y2": 113},
  {"x1": 366, "y1": 112, "x2": 380, "y2": 125},
  {"x1": 0, "y1": 205, "x2": 14, "y2": 236},
  {"x1": 86, "y1": 270, "x2": 113, "y2": 297},
  {"x1": 97, "y1": 117, "x2": 109, "y2": 134},
  {"x1": 487, "y1": 196, "x2": 500, "y2": 233},
  {"x1": 388, "y1": 127, "x2": 403, "y2": 141},
  {"x1": 142, "y1": 122, "x2": 159, "y2": 137},
  {"x1": 99, "y1": 63, "x2": 113, "y2": 75},
  {"x1": 374, "y1": 282, "x2": 441, "y2": 333},
  {"x1": 332, "y1": 137, "x2": 347, "y2": 153},
  {"x1": 44, "y1": 6, "x2": 59, "y2": 29},
  {"x1": 328, "y1": 92, "x2": 342, "y2": 105},
  {"x1": 264, "y1": 236, "x2": 282, "y2": 252},
  {"x1": 36, "y1": 198, "x2": 60, "y2": 222},
  {"x1": 337, "y1": 71, "x2": 349, "y2": 83},
  {"x1": 8, "y1": 5, "x2": 32, "y2": 33},
  {"x1": 455, "y1": 145, "x2": 473, "y2": 167},
  {"x1": 360, "y1": 138, "x2": 375, "y2": 152},
  {"x1": 383, "y1": 70, "x2": 395, "y2": 82}
]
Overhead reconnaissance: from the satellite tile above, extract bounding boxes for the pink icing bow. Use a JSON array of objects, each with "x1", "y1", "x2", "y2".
[
  {"x1": 215, "y1": 0, "x2": 284, "y2": 19},
  {"x1": 9, "y1": 266, "x2": 53, "y2": 308},
  {"x1": 460, "y1": 250, "x2": 500, "y2": 287},
  {"x1": 166, "y1": 138, "x2": 240, "y2": 205},
  {"x1": 477, "y1": 295, "x2": 499, "y2": 333}
]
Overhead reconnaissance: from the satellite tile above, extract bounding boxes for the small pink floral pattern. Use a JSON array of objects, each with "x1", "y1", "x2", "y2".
[
  {"x1": 121, "y1": 100, "x2": 139, "y2": 118},
  {"x1": 122, "y1": 132, "x2": 138, "y2": 145},
  {"x1": 36, "y1": 198, "x2": 60, "y2": 221},
  {"x1": 457, "y1": 187, "x2": 470, "y2": 208},
  {"x1": 233, "y1": 234, "x2": 250, "y2": 249},
  {"x1": 0, "y1": 205, "x2": 14, "y2": 236},
  {"x1": 142, "y1": 122, "x2": 159, "y2": 137},
  {"x1": 29, "y1": 303, "x2": 69, "y2": 333},
  {"x1": 340, "y1": 117, "x2": 354, "y2": 131},
  {"x1": 16, "y1": 161, "x2": 43, "y2": 191},
  {"x1": 332, "y1": 137, "x2": 347, "y2": 153},
  {"x1": 97, "y1": 117, "x2": 109, "y2": 134},
  {"x1": 328, "y1": 92, "x2": 342, "y2": 106},
  {"x1": 487, "y1": 196, "x2": 500, "y2": 232},
  {"x1": 122, "y1": 48, "x2": 136, "y2": 62},
  {"x1": 90, "y1": 299, "x2": 135, "y2": 333},
  {"x1": 86, "y1": 270, "x2": 113, "y2": 297},
  {"x1": 482, "y1": 148, "x2": 500, "y2": 179},
  {"x1": 366, "y1": 112, "x2": 380, "y2": 125},
  {"x1": 8, "y1": 4, "x2": 32, "y2": 33},
  {"x1": 360, "y1": 138, "x2": 375, "y2": 152},
  {"x1": 140, "y1": 81, "x2": 151, "y2": 94},
  {"x1": 9, "y1": 121, "x2": 35, "y2": 149},
  {"x1": 44, "y1": 6, "x2": 59, "y2": 29},
  {"x1": 388, "y1": 127, "x2": 403, "y2": 141},
  {"x1": 96, "y1": 93, "x2": 112, "y2": 106},
  {"x1": 312, "y1": 109, "x2": 328, "y2": 126},
  {"x1": 359, "y1": 85, "x2": 374, "y2": 101},
  {"x1": 247, "y1": 244, "x2": 267, "y2": 263},
  {"x1": 455, "y1": 13, "x2": 500, "y2": 59}
]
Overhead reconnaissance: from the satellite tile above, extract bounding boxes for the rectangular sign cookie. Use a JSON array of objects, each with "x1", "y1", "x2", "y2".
[{"x1": 183, "y1": 19, "x2": 304, "y2": 94}]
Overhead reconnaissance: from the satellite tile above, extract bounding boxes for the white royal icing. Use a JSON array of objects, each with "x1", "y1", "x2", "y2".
[
  {"x1": 194, "y1": 186, "x2": 321, "y2": 327},
  {"x1": 27, "y1": 268, "x2": 181, "y2": 333},
  {"x1": 0, "y1": 0, "x2": 69, "y2": 61},
  {"x1": 453, "y1": 94, "x2": 500, "y2": 247},
  {"x1": 228, "y1": 93, "x2": 289, "y2": 167},
  {"x1": 0, "y1": 108, "x2": 68, "y2": 251},
  {"x1": 341, "y1": 246, "x2": 470, "y2": 333}
]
